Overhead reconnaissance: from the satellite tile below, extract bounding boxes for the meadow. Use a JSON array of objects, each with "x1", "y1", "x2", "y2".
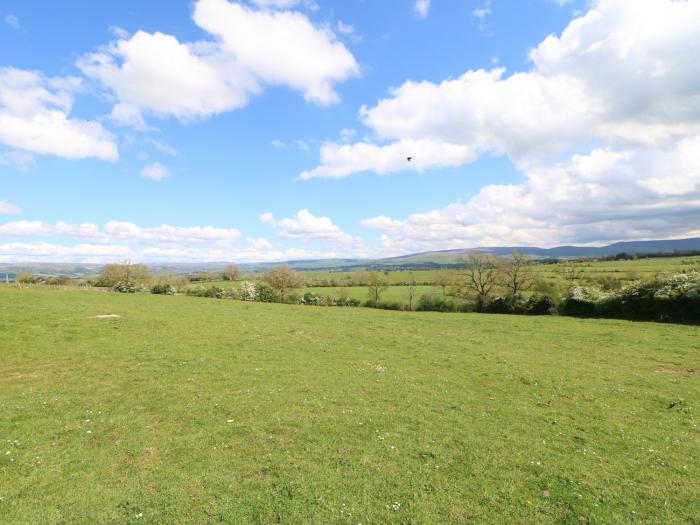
[
  {"x1": 1, "y1": 287, "x2": 699, "y2": 524},
  {"x1": 197, "y1": 254, "x2": 700, "y2": 307}
]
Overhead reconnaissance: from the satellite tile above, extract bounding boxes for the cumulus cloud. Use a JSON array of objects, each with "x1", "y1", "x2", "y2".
[
  {"x1": 0, "y1": 217, "x2": 359, "y2": 263},
  {"x1": 194, "y1": 0, "x2": 358, "y2": 105},
  {"x1": 308, "y1": 0, "x2": 700, "y2": 247},
  {"x1": 300, "y1": 138, "x2": 475, "y2": 179},
  {"x1": 251, "y1": 0, "x2": 318, "y2": 9},
  {"x1": 414, "y1": 0, "x2": 431, "y2": 19},
  {"x1": 0, "y1": 67, "x2": 118, "y2": 161},
  {"x1": 266, "y1": 209, "x2": 366, "y2": 252},
  {"x1": 0, "y1": 220, "x2": 251, "y2": 262},
  {"x1": 140, "y1": 161, "x2": 170, "y2": 181},
  {"x1": 79, "y1": 0, "x2": 358, "y2": 124}
]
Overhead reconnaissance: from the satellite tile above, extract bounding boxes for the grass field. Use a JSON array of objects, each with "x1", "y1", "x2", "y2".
[
  {"x1": 188, "y1": 255, "x2": 700, "y2": 306},
  {"x1": 1, "y1": 287, "x2": 699, "y2": 524}
]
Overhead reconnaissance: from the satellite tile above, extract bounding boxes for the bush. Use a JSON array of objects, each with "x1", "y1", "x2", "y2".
[
  {"x1": 255, "y1": 282, "x2": 277, "y2": 303},
  {"x1": 185, "y1": 286, "x2": 224, "y2": 298},
  {"x1": 201, "y1": 286, "x2": 224, "y2": 299},
  {"x1": 524, "y1": 295, "x2": 555, "y2": 315},
  {"x1": 151, "y1": 283, "x2": 174, "y2": 295},
  {"x1": 365, "y1": 300, "x2": 404, "y2": 311},
  {"x1": 240, "y1": 281, "x2": 256, "y2": 301},
  {"x1": 113, "y1": 281, "x2": 139, "y2": 293},
  {"x1": 558, "y1": 273, "x2": 700, "y2": 323},
  {"x1": 417, "y1": 293, "x2": 456, "y2": 312},
  {"x1": 222, "y1": 287, "x2": 240, "y2": 300}
]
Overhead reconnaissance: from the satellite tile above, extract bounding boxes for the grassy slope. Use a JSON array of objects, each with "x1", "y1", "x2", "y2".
[{"x1": 1, "y1": 288, "x2": 699, "y2": 524}]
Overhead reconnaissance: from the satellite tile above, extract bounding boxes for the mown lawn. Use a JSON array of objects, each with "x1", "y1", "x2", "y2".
[{"x1": 1, "y1": 288, "x2": 699, "y2": 524}]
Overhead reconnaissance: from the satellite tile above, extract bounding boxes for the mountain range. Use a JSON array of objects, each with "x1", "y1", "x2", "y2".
[{"x1": 1, "y1": 237, "x2": 699, "y2": 278}]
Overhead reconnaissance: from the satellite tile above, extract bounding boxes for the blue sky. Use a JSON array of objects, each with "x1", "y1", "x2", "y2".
[{"x1": 1, "y1": 0, "x2": 699, "y2": 262}]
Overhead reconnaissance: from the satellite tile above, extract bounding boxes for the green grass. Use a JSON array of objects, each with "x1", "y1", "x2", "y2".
[{"x1": 2, "y1": 288, "x2": 699, "y2": 524}]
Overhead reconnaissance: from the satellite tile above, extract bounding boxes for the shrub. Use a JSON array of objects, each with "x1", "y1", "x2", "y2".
[
  {"x1": 524, "y1": 295, "x2": 555, "y2": 315},
  {"x1": 113, "y1": 281, "x2": 139, "y2": 293},
  {"x1": 559, "y1": 286, "x2": 605, "y2": 317},
  {"x1": 417, "y1": 293, "x2": 456, "y2": 312},
  {"x1": 558, "y1": 273, "x2": 700, "y2": 323},
  {"x1": 365, "y1": 300, "x2": 404, "y2": 311},
  {"x1": 201, "y1": 286, "x2": 224, "y2": 299},
  {"x1": 240, "y1": 281, "x2": 257, "y2": 301},
  {"x1": 223, "y1": 287, "x2": 240, "y2": 300},
  {"x1": 255, "y1": 282, "x2": 277, "y2": 303},
  {"x1": 481, "y1": 297, "x2": 520, "y2": 314},
  {"x1": 184, "y1": 286, "x2": 224, "y2": 298},
  {"x1": 151, "y1": 283, "x2": 174, "y2": 295}
]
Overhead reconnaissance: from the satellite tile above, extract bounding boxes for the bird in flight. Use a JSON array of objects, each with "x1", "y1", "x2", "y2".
[{"x1": 407, "y1": 156, "x2": 413, "y2": 162}]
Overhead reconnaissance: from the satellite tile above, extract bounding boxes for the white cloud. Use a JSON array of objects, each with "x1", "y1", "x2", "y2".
[
  {"x1": 251, "y1": 0, "x2": 318, "y2": 9},
  {"x1": 414, "y1": 0, "x2": 431, "y2": 19},
  {"x1": 0, "y1": 150, "x2": 36, "y2": 171},
  {"x1": 0, "y1": 200, "x2": 21, "y2": 214},
  {"x1": 0, "y1": 242, "x2": 130, "y2": 262},
  {"x1": 4, "y1": 14, "x2": 21, "y2": 30},
  {"x1": 0, "y1": 220, "x2": 241, "y2": 244},
  {"x1": 140, "y1": 161, "x2": 170, "y2": 181},
  {"x1": 194, "y1": 0, "x2": 359, "y2": 105},
  {"x1": 267, "y1": 209, "x2": 366, "y2": 251},
  {"x1": 364, "y1": 142, "x2": 700, "y2": 251},
  {"x1": 78, "y1": 31, "x2": 257, "y2": 123},
  {"x1": 259, "y1": 212, "x2": 275, "y2": 223},
  {"x1": 0, "y1": 67, "x2": 118, "y2": 161},
  {"x1": 300, "y1": 138, "x2": 475, "y2": 179},
  {"x1": 294, "y1": 139, "x2": 310, "y2": 151},
  {"x1": 473, "y1": 1, "x2": 492, "y2": 19},
  {"x1": 0, "y1": 219, "x2": 252, "y2": 262},
  {"x1": 271, "y1": 139, "x2": 286, "y2": 148},
  {"x1": 80, "y1": 0, "x2": 358, "y2": 125},
  {"x1": 305, "y1": 0, "x2": 700, "y2": 246},
  {"x1": 247, "y1": 236, "x2": 273, "y2": 249},
  {"x1": 0, "y1": 217, "x2": 361, "y2": 263},
  {"x1": 361, "y1": 215, "x2": 402, "y2": 230}
]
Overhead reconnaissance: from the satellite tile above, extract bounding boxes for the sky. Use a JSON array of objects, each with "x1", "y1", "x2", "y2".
[{"x1": 1, "y1": 0, "x2": 699, "y2": 263}]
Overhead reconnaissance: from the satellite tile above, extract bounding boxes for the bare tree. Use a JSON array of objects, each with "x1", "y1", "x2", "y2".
[
  {"x1": 359, "y1": 270, "x2": 389, "y2": 303},
  {"x1": 454, "y1": 252, "x2": 503, "y2": 306},
  {"x1": 501, "y1": 251, "x2": 535, "y2": 296},
  {"x1": 263, "y1": 264, "x2": 304, "y2": 301},
  {"x1": 433, "y1": 269, "x2": 455, "y2": 296},
  {"x1": 407, "y1": 273, "x2": 417, "y2": 310},
  {"x1": 559, "y1": 261, "x2": 585, "y2": 284},
  {"x1": 223, "y1": 264, "x2": 242, "y2": 281}
]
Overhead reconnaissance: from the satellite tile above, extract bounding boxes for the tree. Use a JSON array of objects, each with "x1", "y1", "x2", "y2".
[
  {"x1": 407, "y1": 273, "x2": 417, "y2": 310},
  {"x1": 501, "y1": 251, "x2": 535, "y2": 296},
  {"x1": 222, "y1": 264, "x2": 242, "y2": 281},
  {"x1": 359, "y1": 270, "x2": 389, "y2": 303},
  {"x1": 454, "y1": 252, "x2": 503, "y2": 306},
  {"x1": 433, "y1": 269, "x2": 455, "y2": 295},
  {"x1": 99, "y1": 261, "x2": 152, "y2": 286},
  {"x1": 559, "y1": 261, "x2": 585, "y2": 284},
  {"x1": 263, "y1": 264, "x2": 304, "y2": 301}
]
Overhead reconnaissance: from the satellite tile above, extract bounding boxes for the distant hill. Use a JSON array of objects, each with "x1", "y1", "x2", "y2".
[{"x1": 2, "y1": 237, "x2": 700, "y2": 276}]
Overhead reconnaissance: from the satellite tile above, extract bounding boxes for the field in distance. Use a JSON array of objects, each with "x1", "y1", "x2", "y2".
[
  {"x1": 194, "y1": 254, "x2": 700, "y2": 306},
  {"x1": 1, "y1": 287, "x2": 698, "y2": 524}
]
